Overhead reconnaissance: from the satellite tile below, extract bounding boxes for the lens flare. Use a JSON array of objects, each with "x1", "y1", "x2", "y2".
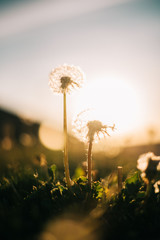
[
  {"x1": 39, "y1": 124, "x2": 63, "y2": 150},
  {"x1": 72, "y1": 76, "x2": 144, "y2": 135}
]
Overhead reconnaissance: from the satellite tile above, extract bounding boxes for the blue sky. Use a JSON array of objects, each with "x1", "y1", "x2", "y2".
[{"x1": 0, "y1": 0, "x2": 160, "y2": 144}]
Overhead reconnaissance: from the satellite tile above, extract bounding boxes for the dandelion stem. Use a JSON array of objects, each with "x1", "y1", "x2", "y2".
[
  {"x1": 63, "y1": 92, "x2": 71, "y2": 188},
  {"x1": 88, "y1": 140, "x2": 93, "y2": 187}
]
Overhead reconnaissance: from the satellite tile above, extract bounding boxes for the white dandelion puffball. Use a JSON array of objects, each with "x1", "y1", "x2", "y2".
[
  {"x1": 137, "y1": 152, "x2": 160, "y2": 183},
  {"x1": 137, "y1": 152, "x2": 160, "y2": 172},
  {"x1": 72, "y1": 110, "x2": 115, "y2": 143},
  {"x1": 154, "y1": 180, "x2": 160, "y2": 193},
  {"x1": 49, "y1": 64, "x2": 85, "y2": 94},
  {"x1": 137, "y1": 152, "x2": 155, "y2": 172}
]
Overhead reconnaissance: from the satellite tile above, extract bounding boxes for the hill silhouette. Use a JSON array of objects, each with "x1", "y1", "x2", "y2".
[{"x1": 0, "y1": 108, "x2": 160, "y2": 179}]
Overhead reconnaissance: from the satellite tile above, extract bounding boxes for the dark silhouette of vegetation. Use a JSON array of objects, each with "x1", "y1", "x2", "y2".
[{"x1": 1, "y1": 109, "x2": 160, "y2": 240}]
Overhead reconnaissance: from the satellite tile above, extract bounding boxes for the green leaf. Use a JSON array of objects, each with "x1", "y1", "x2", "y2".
[{"x1": 125, "y1": 172, "x2": 140, "y2": 185}]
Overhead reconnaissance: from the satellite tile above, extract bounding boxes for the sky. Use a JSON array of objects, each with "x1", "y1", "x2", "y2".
[{"x1": 0, "y1": 0, "x2": 160, "y2": 146}]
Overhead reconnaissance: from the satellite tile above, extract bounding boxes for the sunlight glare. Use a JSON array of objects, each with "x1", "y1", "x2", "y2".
[{"x1": 73, "y1": 76, "x2": 143, "y2": 135}]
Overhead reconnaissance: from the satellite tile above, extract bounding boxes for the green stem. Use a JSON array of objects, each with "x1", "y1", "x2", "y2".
[
  {"x1": 88, "y1": 140, "x2": 93, "y2": 187},
  {"x1": 63, "y1": 92, "x2": 71, "y2": 188}
]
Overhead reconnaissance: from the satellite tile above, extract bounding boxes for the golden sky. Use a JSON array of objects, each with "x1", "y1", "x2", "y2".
[{"x1": 0, "y1": 0, "x2": 160, "y2": 145}]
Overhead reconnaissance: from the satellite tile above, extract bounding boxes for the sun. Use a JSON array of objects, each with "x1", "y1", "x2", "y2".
[{"x1": 71, "y1": 76, "x2": 144, "y2": 135}]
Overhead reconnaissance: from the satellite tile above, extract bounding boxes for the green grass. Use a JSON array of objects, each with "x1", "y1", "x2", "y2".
[{"x1": 0, "y1": 159, "x2": 160, "y2": 240}]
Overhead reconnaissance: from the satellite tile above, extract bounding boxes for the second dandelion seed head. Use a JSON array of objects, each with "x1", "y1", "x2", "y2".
[
  {"x1": 73, "y1": 110, "x2": 115, "y2": 143},
  {"x1": 87, "y1": 120, "x2": 110, "y2": 142}
]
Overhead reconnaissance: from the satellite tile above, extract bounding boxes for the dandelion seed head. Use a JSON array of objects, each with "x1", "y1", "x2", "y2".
[
  {"x1": 154, "y1": 180, "x2": 160, "y2": 193},
  {"x1": 87, "y1": 120, "x2": 108, "y2": 141},
  {"x1": 49, "y1": 64, "x2": 85, "y2": 94},
  {"x1": 73, "y1": 110, "x2": 115, "y2": 143},
  {"x1": 137, "y1": 152, "x2": 160, "y2": 182}
]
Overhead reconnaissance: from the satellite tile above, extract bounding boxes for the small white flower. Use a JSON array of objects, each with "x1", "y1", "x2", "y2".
[
  {"x1": 154, "y1": 180, "x2": 160, "y2": 193},
  {"x1": 49, "y1": 64, "x2": 85, "y2": 94},
  {"x1": 137, "y1": 152, "x2": 155, "y2": 172},
  {"x1": 137, "y1": 152, "x2": 160, "y2": 183}
]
